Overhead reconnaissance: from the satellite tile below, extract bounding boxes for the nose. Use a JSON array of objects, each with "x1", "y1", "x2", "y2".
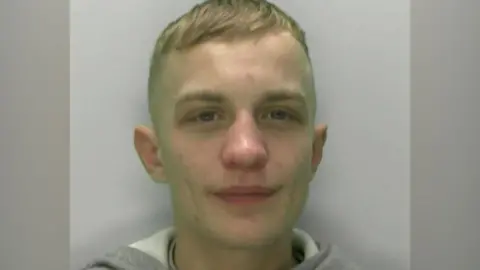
[{"x1": 220, "y1": 112, "x2": 268, "y2": 170}]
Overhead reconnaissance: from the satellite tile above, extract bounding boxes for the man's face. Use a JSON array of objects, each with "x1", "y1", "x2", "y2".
[{"x1": 135, "y1": 32, "x2": 326, "y2": 247}]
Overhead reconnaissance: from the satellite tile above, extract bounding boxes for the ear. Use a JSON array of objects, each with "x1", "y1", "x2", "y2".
[
  {"x1": 133, "y1": 125, "x2": 167, "y2": 183},
  {"x1": 311, "y1": 124, "x2": 328, "y2": 174}
]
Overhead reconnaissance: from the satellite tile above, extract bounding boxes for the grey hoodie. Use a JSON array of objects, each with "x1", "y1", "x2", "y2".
[{"x1": 82, "y1": 227, "x2": 357, "y2": 270}]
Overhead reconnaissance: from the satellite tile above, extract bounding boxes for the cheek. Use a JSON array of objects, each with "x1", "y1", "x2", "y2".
[
  {"x1": 166, "y1": 136, "x2": 220, "y2": 188},
  {"x1": 175, "y1": 134, "x2": 223, "y2": 168},
  {"x1": 171, "y1": 132, "x2": 221, "y2": 160},
  {"x1": 164, "y1": 151, "x2": 205, "y2": 213},
  {"x1": 270, "y1": 142, "x2": 313, "y2": 202},
  {"x1": 269, "y1": 139, "x2": 313, "y2": 179}
]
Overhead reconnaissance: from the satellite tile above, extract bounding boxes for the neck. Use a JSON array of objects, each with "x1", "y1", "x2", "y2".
[{"x1": 173, "y1": 227, "x2": 295, "y2": 270}]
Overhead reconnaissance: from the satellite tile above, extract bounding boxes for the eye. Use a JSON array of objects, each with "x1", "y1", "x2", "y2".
[
  {"x1": 192, "y1": 110, "x2": 222, "y2": 122},
  {"x1": 262, "y1": 109, "x2": 294, "y2": 121}
]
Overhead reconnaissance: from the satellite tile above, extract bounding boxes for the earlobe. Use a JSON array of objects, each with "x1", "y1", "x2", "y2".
[
  {"x1": 133, "y1": 125, "x2": 167, "y2": 183},
  {"x1": 311, "y1": 124, "x2": 328, "y2": 173}
]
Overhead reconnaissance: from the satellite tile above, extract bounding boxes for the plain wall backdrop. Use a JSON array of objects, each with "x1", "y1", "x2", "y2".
[{"x1": 70, "y1": 1, "x2": 410, "y2": 270}]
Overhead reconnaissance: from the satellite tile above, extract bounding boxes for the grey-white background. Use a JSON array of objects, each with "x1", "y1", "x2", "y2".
[{"x1": 1, "y1": 1, "x2": 479, "y2": 270}]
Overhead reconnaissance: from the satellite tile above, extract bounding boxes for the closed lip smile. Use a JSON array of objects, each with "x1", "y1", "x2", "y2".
[{"x1": 212, "y1": 186, "x2": 278, "y2": 205}]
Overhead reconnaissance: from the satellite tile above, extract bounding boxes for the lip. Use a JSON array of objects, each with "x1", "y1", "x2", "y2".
[{"x1": 213, "y1": 186, "x2": 277, "y2": 205}]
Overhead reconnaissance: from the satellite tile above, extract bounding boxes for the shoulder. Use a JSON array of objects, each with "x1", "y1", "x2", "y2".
[
  {"x1": 293, "y1": 228, "x2": 359, "y2": 269},
  {"x1": 81, "y1": 227, "x2": 174, "y2": 270},
  {"x1": 311, "y1": 244, "x2": 360, "y2": 270},
  {"x1": 80, "y1": 246, "x2": 165, "y2": 270}
]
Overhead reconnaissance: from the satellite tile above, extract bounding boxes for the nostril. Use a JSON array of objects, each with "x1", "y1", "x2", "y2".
[{"x1": 221, "y1": 145, "x2": 268, "y2": 170}]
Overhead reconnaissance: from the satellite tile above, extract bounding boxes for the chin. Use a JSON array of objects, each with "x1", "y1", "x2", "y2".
[{"x1": 207, "y1": 221, "x2": 287, "y2": 248}]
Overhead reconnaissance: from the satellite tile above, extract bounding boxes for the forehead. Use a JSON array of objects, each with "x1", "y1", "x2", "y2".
[{"x1": 160, "y1": 32, "x2": 312, "y2": 104}]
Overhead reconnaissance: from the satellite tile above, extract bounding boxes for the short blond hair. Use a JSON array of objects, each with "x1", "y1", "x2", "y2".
[{"x1": 148, "y1": 0, "x2": 312, "y2": 119}]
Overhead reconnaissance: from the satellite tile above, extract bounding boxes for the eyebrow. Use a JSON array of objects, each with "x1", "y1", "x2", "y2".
[
  {"x1": 174, "y1": 90, "x2": 227, "y2": 106},
  {"x1": 256, "y1": 90, "x2": 306, "y2": 106},
  {"x1": 174, "y1": 88, "x2": 307, "y2": 107}
]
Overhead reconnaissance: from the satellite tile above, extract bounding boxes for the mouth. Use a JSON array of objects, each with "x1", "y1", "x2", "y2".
[{"x1": 212, "y1": 186, "x2": 277, "y2": 205}]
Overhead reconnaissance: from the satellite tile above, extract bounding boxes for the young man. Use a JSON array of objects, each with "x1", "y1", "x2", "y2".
[{"x1": 83, "y1": 0, "x2": 357, "y2": 269}]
